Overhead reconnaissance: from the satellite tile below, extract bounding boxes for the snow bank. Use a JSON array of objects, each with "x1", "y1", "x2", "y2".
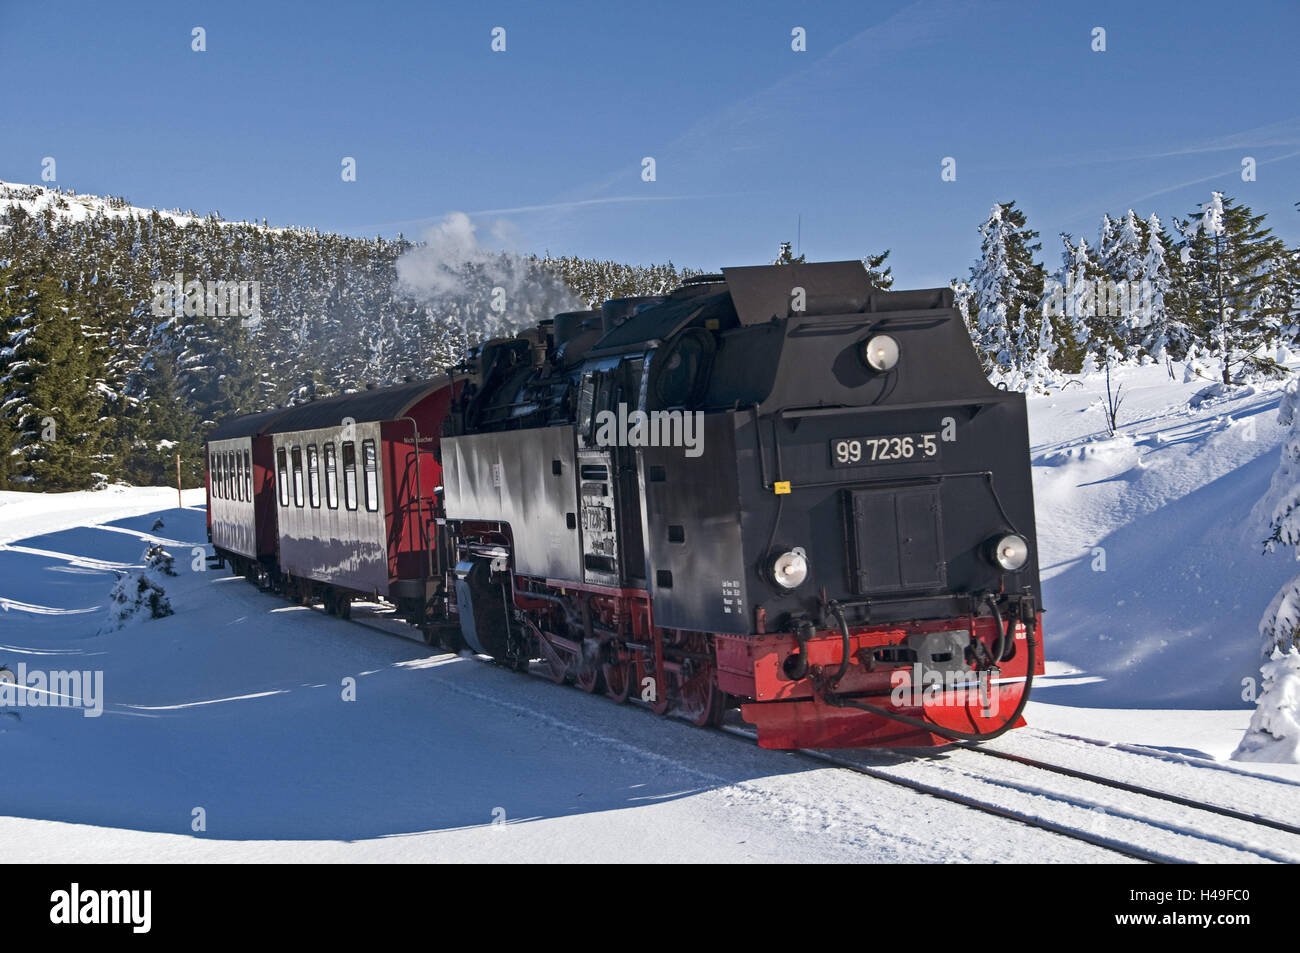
[{"x1": 1188, "y1": 382, "x2": 1256, "y2": 409}]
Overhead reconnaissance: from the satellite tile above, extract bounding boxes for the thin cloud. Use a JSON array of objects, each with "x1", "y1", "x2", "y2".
[
  {"x1": 993, "y1": 116, "x2": 1300, "y2": 173},
  {"x1": 532, "y1": 0, "x2": 974, "y2": 216},
  {"x1": 468, "y1": 193, "x2": 737, "y2": 216},
  {"x1": 335, "y1": 193, "x2": 735, "y2": 234},
  {"x1": 1054, "y1": 148, "x2": 1300, "y2": 233},
  {"x1": 1120, "y1": 148, "x2": 1300, "y2": 208}
]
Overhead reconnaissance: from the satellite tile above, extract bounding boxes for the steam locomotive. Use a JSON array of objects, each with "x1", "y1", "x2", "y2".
[{"x1": 206, "y1": 261, "x2": 1044, "y2": 749}]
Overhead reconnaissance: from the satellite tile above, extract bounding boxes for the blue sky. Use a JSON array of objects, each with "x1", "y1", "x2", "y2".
[{"x1": 2, "y1": 0, "x2": 1297, "y2": 287}]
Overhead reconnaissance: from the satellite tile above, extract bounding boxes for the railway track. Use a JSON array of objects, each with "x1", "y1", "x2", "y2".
[
  {"x1": 953, "y1": 742, "x2": 1300, "y2": 839},
  {"x1": 316, "y1": 599, "x2": 1299, "y2": 864},
  {"x1": 716, "y1": 725, "x2": 1172, "y2": 863}
]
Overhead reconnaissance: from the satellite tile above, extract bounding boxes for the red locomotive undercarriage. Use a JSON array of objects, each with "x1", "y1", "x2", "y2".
[{"x1": 498, "y1": 568, "x2": 1043, "y2": 750}]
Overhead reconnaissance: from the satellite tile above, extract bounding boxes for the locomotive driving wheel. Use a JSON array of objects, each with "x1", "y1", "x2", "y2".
[
  {"x1": 603, "y1": 657, "x2": 633, "y2": 704},
  {"x1": 574, "y1": 635, "x2": 606, "y2": 693},
  {"x1": 677, "y1": 666, "x2": 726, "y2": 727},
  {"x1": 673, "y1": 634, "x2": 726, "y2": 727},
  {"x1": 642, "y1": 635, "x2": 670, "y2": 716},
  {"x1": 645, "y1": 656, "x2": 671, "y2": 716},
  {"x1": 575, "y1": 661, "x2": 604, "y2": 694}
]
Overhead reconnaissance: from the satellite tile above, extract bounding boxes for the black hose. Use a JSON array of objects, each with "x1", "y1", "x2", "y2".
[
  {"x1": 785, "y1": 619, "x2": 811, "y2": 680},
  {"x1": 820, "y1": 607, "x2": 1038, "y2": 745},
  {"x1": 830, "y1": 603, "x2": 852, "y2": 686},
  {"x1": 982, "y1": 595, "x2": 1003, "y2": 660},
  {"x1": 1000, "y1": 601, "x2": 1017, "y2": 662}
]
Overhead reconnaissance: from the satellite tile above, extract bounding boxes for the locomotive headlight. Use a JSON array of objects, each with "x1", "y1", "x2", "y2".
[
  {"x1": 989, "y1": 533, "x2": 1030, "y2": 572},
  {"x1": 862, "y1": 334, "x2": 900, "y2": 372},
  {"x1": 771, "y1": 548, "x2": 809, "y2": 589}
]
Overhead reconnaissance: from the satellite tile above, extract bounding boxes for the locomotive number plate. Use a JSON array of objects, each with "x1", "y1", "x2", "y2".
[{"x1": 831, "y1": 433, "x2": 940, "y2": 467}]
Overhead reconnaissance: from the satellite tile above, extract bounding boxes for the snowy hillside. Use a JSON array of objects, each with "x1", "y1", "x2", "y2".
[
  {"x1": 1, "y1": 362, "x2": 1297, "y2": 862},
  {"x1": 0, "y1": 179, "x2": 258, "y2": 229},
  {"x1": 0, "y1": 180, "x2": 708, "y2": 495},
  {"x1": 1031, "y1": 364, "x2": 1294, "y2": 711}
]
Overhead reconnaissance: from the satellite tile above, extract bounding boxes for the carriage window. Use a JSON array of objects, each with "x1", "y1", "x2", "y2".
[
  {"x1": 291, "y1": 446, "x2": 304, "y2": 507},
  {"x1": 221, "y1": 453, "x2": 230, "y2": 499},
  {"x1": 276, "y1": 448, "x2": 289, "y2": 506},
  {"x1": 363, "y1": 439, "x2": 379, "y2": 512},
  {"x1": 244, "y1": 450, "x2": 252, "y2": 500},
  {"x1": 211, "y1": 454, "x2": 219, "y2": 498},
  {"x1": 324, "y1": 443, "x2": 338, "y2": 509},
  {"x1": 228, "y1": 451, "x2": 236, "y2": 499},
  {"x1": 235, "y1": 451, "x2": 244, "y2": 501},
  {"x1": 342, "y1": 442, "x2": 358, "y2": 510},
  {"x1": 307, "y1": 445, "x2": 321, "y2": 508}
]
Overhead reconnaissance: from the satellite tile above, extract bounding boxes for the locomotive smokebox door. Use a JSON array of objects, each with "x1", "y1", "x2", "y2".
[
  {"x1": 844, "y1": 484, "x2": 946, "y2": 594},
  {"x1": 454, "y1": 558, "x2": 512, "y2": 657}
]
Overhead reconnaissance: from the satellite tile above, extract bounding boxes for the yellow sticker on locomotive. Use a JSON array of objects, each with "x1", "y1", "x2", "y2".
[{"x1": 773, "y1": 481, "x2": 791, "y2": 495}]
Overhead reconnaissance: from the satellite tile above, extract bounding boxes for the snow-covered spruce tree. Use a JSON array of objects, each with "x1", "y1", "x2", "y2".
[
  {"x1": 99, "y1": 571, "x2": 164, "y2": 631},
  {"x1": 1096, "y1": 212, "x2": 1117, "y2": 278},
  {"x1": 1241, "y1": 394, "x2": 1300, "y2": 765},
  {"x1": 1178, "y1": 192, "x2": 1289, "y2": 383},
  {"x1": 534, "y1": 254, "x2": 704, "y2": 309},
  {"x1": 950, "y1": 278, "x2": 977, "y2": 344},
  {"x1": 1137, "y1": 214, "x2": 1189, "y2": 362},
  {"x1": 1103, "y1": 210, "x2": 1148, "y2": 357},
  {"x1": 0, "y1": 255, "x2": 16, "y2": 487},
  {"x1": 1070, "y1": 212, "x2": 1133, "y2": 363},
  {"x1": 0, "y1": 269, "x2": 109, "y2": 490},
  {"x1": 99, "y1": 553, "x2": 174, "y2": 635},
  {"x1": 1232, "y1": 647, "x2": 1300, "y2": 763},
  {"x1": 863, "y1": 250, "x2": 894, "y2": 290},
  {"x1": 1259, "y1": 380, "x2": 1300, "y2": 653},
  {"x1": 144, "y1": 542, "x2": 177, "y2": 577},
  {"x1": 772, "y1": 241, "x2": 806, "y2": 265},
  {"x1": 123, "y1": 343, "x2": 203, "y2": 487},
  {"x1": 1255, "y1": 244, "x2": 1300, "y2": 359},
  {"x1": 1046, "y1": 233, "x2": 1097, "y2": 374},
  {"x1": 968, "y1": 202, "x2": 1045, "y2": 377},
  {"x1": 1025, "y1": 307, "x2": 1057, "y2": 393}
]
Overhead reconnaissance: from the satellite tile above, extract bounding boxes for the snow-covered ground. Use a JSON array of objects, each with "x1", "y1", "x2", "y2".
[
  {"x1": 1, "y1": 362, "x2": 1297, "y2": 862},
  {"x1": 1026, "y1": 364, "x2": 1299, "y2": 764}
]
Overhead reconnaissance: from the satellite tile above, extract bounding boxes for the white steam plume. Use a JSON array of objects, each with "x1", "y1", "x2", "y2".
[{"x1": 394, "y1": 212, "x2": 583, "y2": 343}]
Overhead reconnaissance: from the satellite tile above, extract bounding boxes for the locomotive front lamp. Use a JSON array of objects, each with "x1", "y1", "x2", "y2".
[
  {"x1": 989, "y1": 533, "x2": 1030, "y2": 572},
  {"x1": 772, "y1": 547, "x2": 809, "y2": 589},
  {"x1": 862, "y1": 334, "x2": 900, "y2": 372}
]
